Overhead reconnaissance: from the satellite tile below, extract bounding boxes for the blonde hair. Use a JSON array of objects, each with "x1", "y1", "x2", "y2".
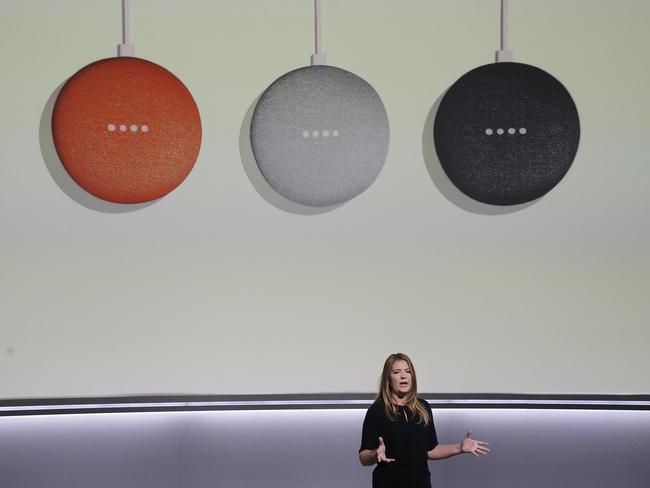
[{"x1": 378, "y1": 353, "x2": 431, "y2": 426}]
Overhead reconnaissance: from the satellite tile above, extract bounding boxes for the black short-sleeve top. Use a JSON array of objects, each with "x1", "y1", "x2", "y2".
[{"x1": 359, "y1": 398, "x2": 438, "y2": 488}]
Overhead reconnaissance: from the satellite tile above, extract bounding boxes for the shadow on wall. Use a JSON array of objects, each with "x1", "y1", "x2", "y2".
[
  {"x1": 238, "y1": 94, "x2": 344, "y2": 216},
  {"x1": 421, "y1": 91, "x2": 537, "y2": 215},
  {"x1": 39, "y1": 84, "x2": 157, "y2": 213}
]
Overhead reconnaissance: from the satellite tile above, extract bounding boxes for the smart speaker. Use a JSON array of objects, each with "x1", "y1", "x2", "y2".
[
  {"x1": 434, "y1": 62, "x2": 579, "y2": 205},
  {"x1": 433, "y1": 1, "x2": 580, "y2": 206},
  {"x1": 249, "y1": 1, "x2": 389, "y2": 208},
  {"x1": 251, "y1": 65, "x2": 389, "y2": 207},
  {"x1": 51, "y1": 1, "x2": 201, "y2": 204}
]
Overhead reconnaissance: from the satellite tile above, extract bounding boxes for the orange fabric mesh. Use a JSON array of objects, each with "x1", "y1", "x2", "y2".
[{"x1": 52, "y1": 57, "x2": 202, "y2": 203}]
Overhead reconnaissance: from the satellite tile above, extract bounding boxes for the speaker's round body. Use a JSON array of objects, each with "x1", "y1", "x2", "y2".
[
  {"x1": 250, "y1": 65, "x2": 389, "y2": 207},
  {"x1": 52, "y1": 57, "x2": 201, "y2": 204},
  {"x1": 434, "y1": 62, "x2": 579, "y2": 205}
]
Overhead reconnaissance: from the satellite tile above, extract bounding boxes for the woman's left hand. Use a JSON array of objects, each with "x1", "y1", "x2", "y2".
[{"x1": 461, "y1": 430, "x2": 490, "y2": 458}]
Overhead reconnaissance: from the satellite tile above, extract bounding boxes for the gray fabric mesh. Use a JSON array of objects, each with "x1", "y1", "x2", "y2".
[{"x1": 251, "y1": 65, "x2": 389, "y2": 207}]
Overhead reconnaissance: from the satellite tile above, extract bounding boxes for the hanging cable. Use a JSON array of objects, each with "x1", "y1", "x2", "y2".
[
  {"x1": 311, "y1": 0, "x2": 327, "y2": 65},
  {"x1": 118, "y1": 0, "x2": 135, "y2": 57},
  {"x1": 500, "y1": 0, "x2": 508, "y2": 51},
  {"x1": 495, "y1": 0, "x2": 513, "y2": 62}
]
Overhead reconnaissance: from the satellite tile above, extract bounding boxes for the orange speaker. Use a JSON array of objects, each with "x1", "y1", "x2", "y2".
[{"x1": 52, "y1": 57, "x2": 201, "y2": 203}]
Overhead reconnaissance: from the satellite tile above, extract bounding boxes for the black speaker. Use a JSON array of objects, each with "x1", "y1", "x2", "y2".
[{"x1": 434, "y1": 62, "x2": 580, "y2": 205}]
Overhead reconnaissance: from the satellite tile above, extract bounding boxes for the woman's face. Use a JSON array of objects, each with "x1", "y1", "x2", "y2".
[{"x1": 388, "y1": 359, "x2": 412, "y2": 398}]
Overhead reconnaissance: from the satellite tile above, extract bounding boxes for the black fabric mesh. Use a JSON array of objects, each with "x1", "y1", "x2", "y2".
[{"x1": 434, "y1": 62, "x2": 580, "y2": 205}]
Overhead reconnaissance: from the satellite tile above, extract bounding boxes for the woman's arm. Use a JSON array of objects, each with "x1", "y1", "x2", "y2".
[
  {"x1": 359, "y1": 448, "x2": 379, "y2": 466},
  {"x1": 427, "y1": 431, "x2": 490, "y2": 460},
  {"x1": 427, "y1": 442, "x2": 462, "y2": 460},
  {"x1": 359, "y1": 436, "x2": 395, "y2": 466}
]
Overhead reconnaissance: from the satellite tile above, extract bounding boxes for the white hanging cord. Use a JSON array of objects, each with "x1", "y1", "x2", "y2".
[
  {"x1": 500, "y1": 0, "x2": 508, "y2": 51},
  {"x1": 118, "y1": 0, "x2": 135, "y2": 57},
  {"x1": 311, "y1": 0, "x2": 327, "y2": 65},
  {"x1": 495, "y1": 0, "x2": 513, "y2": 62}
]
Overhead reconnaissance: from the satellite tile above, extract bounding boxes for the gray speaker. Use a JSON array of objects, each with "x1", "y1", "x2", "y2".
[{"x1": 250, "y1": 65, "x2": 389, "y2": 207}]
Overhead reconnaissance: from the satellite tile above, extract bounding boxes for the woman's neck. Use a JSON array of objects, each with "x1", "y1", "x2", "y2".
[{"x1": 390, "y1": 392, "x2": 407, "y2": 406}]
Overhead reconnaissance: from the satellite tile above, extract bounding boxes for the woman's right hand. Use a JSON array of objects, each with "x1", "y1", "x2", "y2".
[{"x1": 376, "y1": 437, "x2": 395, "y2": 463}]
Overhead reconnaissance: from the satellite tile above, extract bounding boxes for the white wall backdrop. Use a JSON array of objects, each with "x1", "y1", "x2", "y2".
[{"x1": 1, "y1": 0, "x2": 648, "y2": 398}]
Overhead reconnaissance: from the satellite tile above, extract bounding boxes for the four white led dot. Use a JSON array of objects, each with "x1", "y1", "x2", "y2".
[
  {"x1": 107, "y1": 123, "x2": 149, "y2": 133},
  {"x1": 108, "y1": 123, "x2": 523, "y2": 139},
  {"x1": 301, "y1": 129, "x2": 340, "y2": 138},
  {"x1": 485, "y1": 127, "x2": 527, "y2": 136},
  {"x1": 108, "y1": 122, "x2": 525, "y2": 140}
]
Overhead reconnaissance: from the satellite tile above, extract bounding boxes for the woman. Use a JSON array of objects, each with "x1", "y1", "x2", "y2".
[{"x1": 359, "y1": 353, "x2": 490, "y2": 488}]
